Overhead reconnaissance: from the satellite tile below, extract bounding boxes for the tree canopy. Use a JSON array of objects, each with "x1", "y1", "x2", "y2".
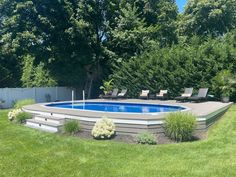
[
  {"x1": 0, "y1": 0, "x2": 236, "y2": 99},
  {"x1": 112, "y1": 30, "x2": 236, "y2": 98},
  {"x1": 179, "y1": 0, "x2": 236, "y2": 37}
]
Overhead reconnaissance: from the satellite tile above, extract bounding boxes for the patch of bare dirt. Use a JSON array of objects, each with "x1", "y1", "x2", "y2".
[{"x1": 74, "y1": 130, "x2": 207, "y2": 145}]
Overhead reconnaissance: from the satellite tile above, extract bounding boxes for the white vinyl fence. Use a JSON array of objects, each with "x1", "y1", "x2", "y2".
[{"x1": 0, "y1": 87, "x2": 74, "y2": 108}]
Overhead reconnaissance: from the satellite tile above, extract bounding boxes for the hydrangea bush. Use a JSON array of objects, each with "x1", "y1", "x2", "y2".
[
  {"x1": 92, "y1": 117, "x2": 115, "y2": 139},
  {"x1": 8, "y1": 109, "x2": 22, "y2": 121}
]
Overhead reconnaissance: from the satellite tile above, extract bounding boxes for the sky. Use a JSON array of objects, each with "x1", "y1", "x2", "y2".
[{"x1": 176, "y1": 0, "x2": 188, "y2": 12}]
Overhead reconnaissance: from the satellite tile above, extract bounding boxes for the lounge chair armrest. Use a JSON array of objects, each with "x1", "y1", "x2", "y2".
[{"x1": 207, "y1": 94, "x2": 215, "y2": 98}]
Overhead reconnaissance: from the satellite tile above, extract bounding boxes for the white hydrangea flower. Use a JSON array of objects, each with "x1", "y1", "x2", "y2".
[
  {"x1": 8, "y1": 109, "x2": 22, "y2": 121},
  {"x1": 91, "y1": 116, "x2": 115, "y2": 139}
]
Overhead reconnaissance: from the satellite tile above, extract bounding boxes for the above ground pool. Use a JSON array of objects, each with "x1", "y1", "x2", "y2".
[{"x1": 46, "y1": 102, "x2": 186, "y2": 114}]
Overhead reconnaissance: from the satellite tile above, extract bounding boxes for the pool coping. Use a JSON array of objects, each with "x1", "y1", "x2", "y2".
[{"x1": 23, "y1": 99, "x2": 233, "y2": 121}]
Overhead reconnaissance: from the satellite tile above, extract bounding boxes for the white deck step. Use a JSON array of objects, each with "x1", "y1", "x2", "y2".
[
  {"x1": 34, "y1": 115, "x2": 65, "y2": 124},
  {"x1": 26, "y1": 119, "x2": 63, "y2": 133}
]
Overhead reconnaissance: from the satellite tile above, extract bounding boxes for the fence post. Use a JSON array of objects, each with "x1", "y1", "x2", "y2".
[
  {"x1": 6, "y1": 88, "x2": 10, "y2": 108},
  {"x1": 34, "y1": 87, "x2": 37, "y2": 102},
  {"x1": 56, "y1": 87, "x2": 58, "y2": 101}
]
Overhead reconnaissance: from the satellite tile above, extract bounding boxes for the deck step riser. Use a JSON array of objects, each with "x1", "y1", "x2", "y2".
[
  {"x1": 26, "y1": 122, "x2": 59, "y2": 133},
  {"x1": 34, "y1": 116, "x2": 64, "y2": 124}
]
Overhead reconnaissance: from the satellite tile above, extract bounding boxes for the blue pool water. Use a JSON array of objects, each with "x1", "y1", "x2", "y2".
[{"x1": 47, "y1": 102, "x2": 185, "y2": 114}]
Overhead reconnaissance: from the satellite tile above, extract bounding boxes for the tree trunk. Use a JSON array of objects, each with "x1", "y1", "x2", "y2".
[{"x1": 87, "y1": 76, "x2": 94, "y2": 99}]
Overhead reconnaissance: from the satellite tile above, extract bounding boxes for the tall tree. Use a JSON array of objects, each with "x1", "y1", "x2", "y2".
[
  {"x1": 21, "y1": 54, "x2": 56, "y2": 87},
  {"x1": 107, "y1": 0, "x2": 178, "y2": 62},
  {"x1": 179, "y1": 0, "x2": 236, "y2": 37},
  {"x1": 143, "y1": 0, "x2": 178, "y2": 46},
  {"x1": 107, "y1": 1, "x2": 153, "y2": 61},
  {"x1": 68, "y1": 0, "x2": 119, "y2": 97},
  {"x1": 0, "y1": 0, "x2": 25, "y2": 87},
  {"x1": 0, "y1": 0, "x2": 118, "y2": 97}
]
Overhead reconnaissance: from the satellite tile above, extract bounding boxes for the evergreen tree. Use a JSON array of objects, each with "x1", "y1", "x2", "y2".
[
  {"x1": 143, "y1": 0, "x2": 178, "y2": 46},
  {"x1": 107, "y1": 0, "x2": 178, "y2": 62},
  {"x1": 21, "y1": 55, "x2": 56, "y2": 87},
  {"x1": 33, "y1": 62, "x2": 57, "y2": 87},
  {"x1": 108, "y1": 2, "x2": 153, "y2": 61},
  {"x1": 111, "y1": 30, "x2": 236, "y2": 98},
  {"x1": 21, "y1": 55, "x2": 35, "y2": 87}
]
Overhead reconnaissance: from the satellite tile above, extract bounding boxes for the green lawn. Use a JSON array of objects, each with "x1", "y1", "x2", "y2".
[{"x1": 1, "y1": 106, "x2": 236, "y2": 177}]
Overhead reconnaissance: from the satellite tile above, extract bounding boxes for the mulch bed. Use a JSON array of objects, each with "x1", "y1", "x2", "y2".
[{"x1": 75, "y1": 130, "x2": 207, "y2": 145}]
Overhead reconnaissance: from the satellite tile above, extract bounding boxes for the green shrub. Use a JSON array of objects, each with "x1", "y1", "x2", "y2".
[
  {"x1": 111, "y1": 32, "x2": 236, "y2": 99},
  {"x1": 14, "y1": 99, "x2": 35, "y2": 109},
  {"x1": 165, "y1": 112, "x2": 197, "y2": 142},
  {"x1": 136, "y1": 132, "x2": 157, "y2": 145},
  {"x1": 15, "y1": 112, "x2": 32, "y2": 123},
  {"x1": 211, "y1": 70, "x2": 235, "y2": 98},
  {"x1": 64, "y1": 120, "x2": 80, "y2": 135},
  {"x1": 99, "y1": 79, "x2": 114, "y2": 95}
]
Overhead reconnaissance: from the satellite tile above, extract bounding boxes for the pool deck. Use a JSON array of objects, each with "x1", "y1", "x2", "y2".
[
  {"x1": 24, "y1": 99, "x2": 232, "y2": 119},
  {"x1": 23, "y1": 99, "x2": 233, "y2": 134}
]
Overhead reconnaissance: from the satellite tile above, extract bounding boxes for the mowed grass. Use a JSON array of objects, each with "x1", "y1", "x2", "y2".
[{"x1": 1, "y1": 106, "x2": 236, "y2": 177}]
